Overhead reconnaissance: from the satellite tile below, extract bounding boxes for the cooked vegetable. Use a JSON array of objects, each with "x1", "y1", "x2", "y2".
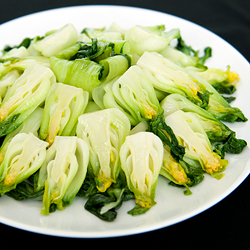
[
  {"x1": 2, "y1": 37, "x2": 33, "y2": 54},
  {"x1": 125, "y1": 25, "x2": 180, "y2": 56},
  {"x1": 0, "y1": 133, "x2": 48, "y2": 195},
  {"x1": 160, "y1": 94, "x2": 247, "y2": 157},
  {"x1": 50, "y1": 56, "x2": 103, "y2": 94},
  {"x1": 138, "y1": 51, "x2": 247, "y2": 122},
  {"x1": 0, "y1": 63, "x2": 55, "y2": 137},
  {"x1": 0, "y1": 107, "x2": 43, "y2": 164},
  {"x1": 76, "y1": 108, "x2": 130, "y2": 192},
  {"x1": 0, "y1": 22, "x2": 247, "y2": 221},
  {"x1": 92, "y1": 65, "x2": 185, "y2": 162},
  {"x1": 165, "y1": 110, "x2": 228, "y2": 179},
  {"x1": 33, "y1": 23, "x2": 78, "y2": 57},
  {"x1": 1, "y1": 46, "x2": 30, "y2": 60},
  {"x1": 36, "y1": 136, "x2": 89, "y2": 214},
  {"x1": 161, "y1": 94, "x2": 231, "y2": 140},
  {"x1": 147, "y1": 111, "x2": 186, "y2": 162},
  {"x1": 188, "y1": 70, "x2": 247, "y2": 122},
  {"x1": 39, "y1": 82, "x2": 89, "y2": 145},
  {"x1": 174, "y1": 36, "x2": 212, "y2": 67},
  {"x1": 0, "y1": 70, "x2": 20, "y2": 103},
  {"x1": 213, "y1": 132, "x2": 247, "y2": 159},
  {"x1": 137, "y1": 51, "x2": 211, "y2": 108},
  {"x1": 120, "y1": 132, "x2": 164, "y2": 213},
  {"x1": 50, "y1": 38, "x2": 131, "y2": 94},
  {"x1": 0, "y1": 56, "x2": 50, "y2": 81},
  {"x1": 78, "y1": 172, "x2": 134, "y2": 221},
  {"x1": 93, "y1": 65, "x2": 161, "y2": 125},
  {"x1": 193, "y1": 66, "x2": 239, "y2": 94},
  {"x1": 161, "y1": 147, "x2": 192, "y2": 195},
  {"x1": 160, "y1": 46, "x2": 199, "y2": 68}
]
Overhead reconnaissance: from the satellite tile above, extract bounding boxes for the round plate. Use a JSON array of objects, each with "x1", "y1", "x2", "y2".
[{"x1": 0, "y1": 5, "x2": 249, "y2": 238}]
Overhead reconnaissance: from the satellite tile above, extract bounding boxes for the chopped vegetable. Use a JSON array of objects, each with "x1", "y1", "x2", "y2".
[
  {"x1": 76, "y1": 108, "x2": 130, "y2": 192},
  {"x1": 0, "y1": 22, "x2": 247, "y2": 221},
  {"x1": 0, "y1": 63, "x2": 55, "y2": 137},
  {"x1": 36, "y1": 136, "x2": 89, "y2": 214},
  {"x1": 137, "y1": 51, "x2": 211, "y2": 108},
  {"x1": 125, "y1": 25, "x2": 180, "y2": 56},
  {"x1": 0, "y1": 107, "x2": 43, "y2": 164},
  {"x1": 165, "y1": 110, "x2": 228, "y2": 179},
  {"x1": 39, "y1": 82, "x2": 89, "y2": 145},
  {"x1": 0, "y1": 133, "x2": 48, "y2": 195},
  {"x1": 33, "y1": 23, "x2": 78, "y2": 57},
  {"x1": 120, "y1": 132, "x2": 164, "y2": 213}
]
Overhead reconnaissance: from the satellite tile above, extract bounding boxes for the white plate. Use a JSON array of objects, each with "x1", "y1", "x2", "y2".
[{"x1": 0, "y1": 5, "x2": 250, "y2": 238}]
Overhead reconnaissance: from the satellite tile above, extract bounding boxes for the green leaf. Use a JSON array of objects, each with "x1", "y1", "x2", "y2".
[
  {"x1": 0, "y1": 114, "x2": 20, "y2": 137},
  {"x1": 127, "y1": 204, "x2": 150, "y2": 216},
  {"x1": 84, "y1": 193, "x2": 117, "y2": 221},
  {"x1": 175, "y1": 37, "x2": 212, "y2": 65},
  {"x1": 147, "y1": 112, "x2": 185, "y2": 162},
  {"x1": 3, "y1": 37, "x2": 33, "y2": 53},
  {"x1": 212, "y1": 81, "x2": 236, "y2": 95},
  {"x1": 198, "y1": 47, "x2": 212, "y2": 65},
  {"x1": 50, "y1": 56, "x2": 103, "y2": 94},
  {"x1": 214, "y1": 132, "x2": 247, "y2": 158},
  {"x1": 70, "y1": 39, "x2": 115, "y2": 61}
]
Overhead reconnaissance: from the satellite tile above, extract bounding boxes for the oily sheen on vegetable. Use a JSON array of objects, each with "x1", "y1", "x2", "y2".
[{"x1": 0, "y1": 22, "x2": 247, "y2": 221}]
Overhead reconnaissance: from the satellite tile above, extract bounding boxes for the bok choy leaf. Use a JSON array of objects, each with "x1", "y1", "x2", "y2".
[
  {"x1": 0, "y1": 133, "x2": 48, "y2": 195},
  {"x1": 0, "y1": 107, "x2": 43, "y2": 164},
  {"x1": 0, "y1": 63, "x2": 55, "y2": 137},
  {"x1": 120, "y1": 132, "x2": 164, "y2": 213},
  {"x1": 36, "y1": 136, "x2": 89, "y2": 214},
  {"x1": 76, "y1": 108, "x2": 130, "y2": 192},
  {"x1": 39, "y1": 82, "x2": 89, "y2": 145},
  {"x1": 165, "y1": 110, "x2": 228, "y2": 179},
  {"x1": 33, "y1": 23, "x2": 78, "y2": 57}
]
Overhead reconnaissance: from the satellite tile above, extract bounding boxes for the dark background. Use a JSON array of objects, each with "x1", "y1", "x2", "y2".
[{"x1": 1, "y1": 0, "x2": 250, "y2": 246}]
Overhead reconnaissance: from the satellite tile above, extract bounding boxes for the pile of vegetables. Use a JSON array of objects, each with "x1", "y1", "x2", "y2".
[{"x1": 0, "y1": 22, "x2": 247, "y2": 221}]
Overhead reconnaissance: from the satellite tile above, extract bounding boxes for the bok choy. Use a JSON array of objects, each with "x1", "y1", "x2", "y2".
[
  {"x1": 39, "y1": 82, "x2": 89, "y2": 145},
  {"x1": 0, "y1": 21, "x2": 247, "y2": 222},
  {"x1": 76, "y1": 108, "x2": 130, "y2": 192},
  {"x1": 36, "y1": 136, "x2": 89, "y2": 214},
  {"x1": 0, "y1": 63, "x2": 55, "y2": 137},
  {"x1": 120, "y1": 132, "x2": 164, "y2": 214},
  {"x1": 0, "y1": 133, "x2": 48, "y2": 195}
]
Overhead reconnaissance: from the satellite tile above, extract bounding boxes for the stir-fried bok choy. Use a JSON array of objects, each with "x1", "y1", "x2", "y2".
[{"x1": 0, "y1": 22, "x2": 247, "y2": 222}]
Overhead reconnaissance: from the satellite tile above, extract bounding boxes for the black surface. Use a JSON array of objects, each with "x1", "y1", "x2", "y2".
[{"x1": 1, "y1": 0, "x2": 250, "y2": 246}]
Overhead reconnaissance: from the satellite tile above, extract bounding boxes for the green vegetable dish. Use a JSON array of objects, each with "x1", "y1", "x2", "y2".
[{"x1": 0, "y1": 22, "x2": 247, "y2": 221}]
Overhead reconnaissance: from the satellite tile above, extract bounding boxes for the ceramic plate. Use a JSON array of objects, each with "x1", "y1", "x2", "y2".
[{"x1": 0, "y1": 5, "x2": 249, "y2": 238}]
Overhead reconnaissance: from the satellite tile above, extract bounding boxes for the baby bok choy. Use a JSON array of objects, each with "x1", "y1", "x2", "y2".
[
  {"x1": 137, "y1": 51, "x2": 211, "y2": 108},
  {"x1": 93, "y1": 65, "x2": 185, "y2": 162},
  {"x1": 188, "y1": 69, "x2": 247, "y2": 122},
  {"x1": 0, "y1": 70, "x2": 20, "y2": 103},
  {"x1": 161, "y1": 147, "x2": 194, "y2": 195},
  {"x1": 36, "y1": 136, "x2": 89, "y2": 214},
  {"x1": 0, "y1": 63, "x2": 55, "y2": 137},
  {"x1": 0, "y1": 132, "x2": 48, "y2": 195},
  {"x1": 76, "y1": 108, "x2": 130, "y2": 192},
  {"x1": 120, "y1": 132, "x2": 164, "y2": 215},
  {"x1": 165, "y1": 110, "x2": 228, "y2": 179},
  {"x1": 160, "y1": 94, "x2": 247, "y2": 157},
  {"x1": 33, "y1": 23, "x2": 79, "y2": 57},
  {"x1": 161, "y1": 93, "x2": 232, "y2": 141},
  {"x1": 50, "y1": 37, "x2": 131, "y2": 95},
  {"x1": 125, "y1": 25, "x2": 180, "y2": 56},
  {"x1": 93, "y1": 65, "x2": 161, "y2": 125},
  {"x1": 192, "y1": 66, "x2": 239, "y2": 95},
  {"x1": 39, "y1": 82, "x2": 89, "y2": 145},
  {"x1": 0, "y1": 107, "x2": 44, "y2": 164}
]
